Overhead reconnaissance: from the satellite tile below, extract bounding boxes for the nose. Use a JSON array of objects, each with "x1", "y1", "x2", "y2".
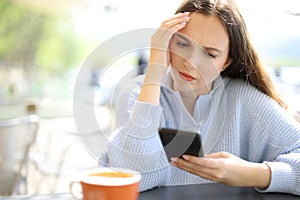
[{"x1": 183, "y1": 50, "x2": 199, "y2": 70}]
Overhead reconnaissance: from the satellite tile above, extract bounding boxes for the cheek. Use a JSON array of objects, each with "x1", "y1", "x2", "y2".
[
  {"x1": 170, "y1": 53, "x2": 184, "y2": 69},
  {"x1": 189, "y1": 58, "x2": 220, "y2": 84}
]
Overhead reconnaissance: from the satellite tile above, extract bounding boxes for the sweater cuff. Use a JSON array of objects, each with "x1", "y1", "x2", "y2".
[
  {"x1": 125, "y1": 101, "x2": 163, "y2": 138},
  {"x1": 256, "y1": 161, "x2": 296, "y2": 194}
]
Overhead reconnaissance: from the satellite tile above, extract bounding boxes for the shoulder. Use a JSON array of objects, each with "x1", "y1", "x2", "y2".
[
  {"x1": 225, "y1": 78, "x2": 258, "y2": 95},
  {"x1": 224, "y1": 78, "x2": 282, "y2": 112},
  {"x1": 223, "y1": 78, "x2": 289, "y2": 120},
  {"x1": 224, "y1": 78, "x2": 271, "y2": 103}
]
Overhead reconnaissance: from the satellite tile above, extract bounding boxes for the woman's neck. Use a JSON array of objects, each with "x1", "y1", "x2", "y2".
[
  {"x1": 180, "y1": 91, "x2": 198, "y2": 116},
  {"x1": 170, "y1": 75, "x2": 213, "y2": 115}
]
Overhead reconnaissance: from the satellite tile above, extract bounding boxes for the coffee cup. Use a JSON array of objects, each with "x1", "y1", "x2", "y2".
[{"x1": 70, "y1": 167, "x2": 141, "y2": 200}]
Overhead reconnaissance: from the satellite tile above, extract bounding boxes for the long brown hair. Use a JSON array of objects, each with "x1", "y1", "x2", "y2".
[{"x1": 176, "y1": 0, "x2": 287, "y2": 108}]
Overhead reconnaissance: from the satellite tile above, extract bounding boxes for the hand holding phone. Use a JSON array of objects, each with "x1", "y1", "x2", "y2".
[{"x1": 159, "y1": 128, "x2": 204, "y2": 162}]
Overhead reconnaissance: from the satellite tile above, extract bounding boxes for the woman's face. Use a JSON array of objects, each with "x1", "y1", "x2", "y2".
[{"x1": 169, "y1": 12, "x2": 231, "y2": 95}]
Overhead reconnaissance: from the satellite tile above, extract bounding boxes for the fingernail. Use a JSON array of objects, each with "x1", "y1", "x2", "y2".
[
  {"x1": 170, "y1": 157, "x2": 178, "y2": 162},
  {"x1": 182, "y1": 155, "x2": 189, "y2": 160}
]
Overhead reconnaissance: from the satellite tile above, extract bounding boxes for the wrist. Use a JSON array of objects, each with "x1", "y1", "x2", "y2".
[
  {"x1": 247, "y1": 162, "x2": 271, "y2": 189},
  {"x1": 138, "y1": 64, "x2": 167, "y2": 105},
  {"x1": 149, "y1": 49, "x2": 169, "y2": 69},
  {"x1": 144, "y1": 63, "x2": 168, "y2": 83}
]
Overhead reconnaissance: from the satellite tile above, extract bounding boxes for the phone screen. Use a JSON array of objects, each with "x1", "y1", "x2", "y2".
[{"x1": 158, "y1": 128, "x2": 204, "y2": 161}]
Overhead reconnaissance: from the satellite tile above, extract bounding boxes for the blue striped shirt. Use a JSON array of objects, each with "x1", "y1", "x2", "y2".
[{"x1": 100, "y1": 73, "x2": 300, "y2": 195}]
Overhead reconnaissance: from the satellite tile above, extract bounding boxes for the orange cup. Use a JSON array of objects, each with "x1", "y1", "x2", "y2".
[{"x1": 70, "y1": 167, "x2": 141, "y2": 200}]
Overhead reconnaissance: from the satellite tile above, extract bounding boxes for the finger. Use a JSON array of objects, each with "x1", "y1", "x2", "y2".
[
  {"x1": 159, "y1": 13, "x2": 190, "y2": 37},
  {"x1": 159, "y1": 22, "x2": 187, "y2": 42},
  {"x1": 181, "y1": 155, "x2": 218, "y2": 169},
  {"x1": 161, "y1": 16, "x2": 190, "y2": 29},
  {"x1": 151, "y1": 23, "x2": 186, "y2": 51},
  {"x1": 156, "y1": 22, "x2": 186, "y2": 38},
  {"x1": 155, "y1": 13, "x2": 190, "y2": 40},
  {"x1": 171, "y1": 158, "x2": 219, "y2": 181},
  {"x1": 163, "y1": 12, "x2": 190, "y2": 24},
  {"x1": 162, "y1": 23, "x2": 185, "y2": 38},
  {"x1": 205, "y1": 152, "x2": 232, "y2": 158},
  {"x1": 173, "y1": 156, "x2": 214, "y2": 172},
  {"x1": 150, "y1": 13, "x2": 190, "y2": 52}
]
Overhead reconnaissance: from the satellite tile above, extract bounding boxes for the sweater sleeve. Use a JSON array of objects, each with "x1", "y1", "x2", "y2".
[
  {"x1": 255, "y1": 117, "x2": 300, "y2": 195},
  {"x1": 241, "y1": 84, "x2": 300, "y2": 195},
  {"x1": 99, "y1": 77, "x2": 171, "y2": 191}
]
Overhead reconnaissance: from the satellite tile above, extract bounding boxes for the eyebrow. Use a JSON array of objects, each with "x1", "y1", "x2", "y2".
[
  {"x1": 175, "y1": 33, "x2": 191, "y2": 43},
  {"x1": 174, "y1": 33, "x2": 223, "y2": 54},
  {"x1": 204, "y1": 46, "x2": 223, "y2": 54}
]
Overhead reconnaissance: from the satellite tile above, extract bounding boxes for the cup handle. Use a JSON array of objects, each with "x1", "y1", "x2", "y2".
[{"x1": 70, "y1": 181, "x2": 83, "y2": 200}]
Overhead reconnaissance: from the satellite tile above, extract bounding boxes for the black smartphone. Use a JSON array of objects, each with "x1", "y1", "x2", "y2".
[{"x1": 158, "y1": 128, "x2": 204, "y2": 161}]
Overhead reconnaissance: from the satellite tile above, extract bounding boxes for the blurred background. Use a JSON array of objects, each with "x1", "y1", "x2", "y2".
[{"x1": 0, "y1": 0, "x2": 299, "y2": 196}]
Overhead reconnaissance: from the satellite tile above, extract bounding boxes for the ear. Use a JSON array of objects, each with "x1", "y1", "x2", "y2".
[{"x1": 222, "y1": 57, "x2": 232, "y2": 71}]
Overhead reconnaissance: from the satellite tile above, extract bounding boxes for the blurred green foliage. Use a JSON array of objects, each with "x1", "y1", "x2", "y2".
[{"x1": 0, "y1": 0, "x2": 85, "y2": 73}]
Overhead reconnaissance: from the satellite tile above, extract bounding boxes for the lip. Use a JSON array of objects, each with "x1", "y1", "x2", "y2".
[{"x1": 179, "y1": 72, "x2": 196, "y2": 82}]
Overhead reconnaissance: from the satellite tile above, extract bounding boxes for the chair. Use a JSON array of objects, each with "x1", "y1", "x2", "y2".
[
  {"x1": 0, "y1": 114, "x2": 39, "y2": 196},
  {"x1": 30, "y1": 117, "x2": 99, "y2": 194}
]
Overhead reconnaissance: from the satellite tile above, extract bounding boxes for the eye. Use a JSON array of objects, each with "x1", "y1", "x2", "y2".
[
  {"x1": 176, "y1": 41, "x2": 191, "y2": 48},
  {"x1": 207, "y1": 52, "x2": 216, "y2": 58},
  {"x1": 202, "y1": 50, "x2": 217, "y2": 59}
]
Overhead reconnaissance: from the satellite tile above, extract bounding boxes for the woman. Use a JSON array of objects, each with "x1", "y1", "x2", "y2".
[{"x1": 100, "y1": 0, "x2": 300, "y2": 195}]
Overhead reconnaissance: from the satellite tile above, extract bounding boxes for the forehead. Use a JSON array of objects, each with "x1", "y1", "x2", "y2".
[{"x1": 178, "y1": 12, "x2": 229, "y2": 50}]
